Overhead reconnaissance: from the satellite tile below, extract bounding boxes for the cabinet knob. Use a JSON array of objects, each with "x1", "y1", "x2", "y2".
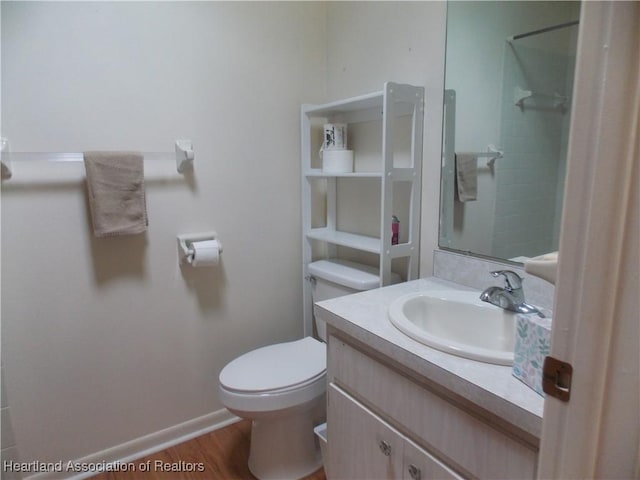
[
  {"x1": 408, "y1": 464, "x2": 421, "y2": 480},
  {"x1": 378, "y1": 440, "x2": 392, "y2": 456}
]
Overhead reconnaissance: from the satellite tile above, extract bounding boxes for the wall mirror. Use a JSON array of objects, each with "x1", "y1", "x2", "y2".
[{"x1": 439, "y1": 1, "x2": 580, "y2": 262}]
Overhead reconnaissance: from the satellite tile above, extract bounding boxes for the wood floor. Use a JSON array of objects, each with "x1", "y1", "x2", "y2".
[{"x1": 90, "y1": 420, "x2": 326, "y2": 480}]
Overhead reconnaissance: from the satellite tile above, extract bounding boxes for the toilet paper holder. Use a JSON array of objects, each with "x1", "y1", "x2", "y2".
[{"x1": 177, "y1": 232, "x2": 223, "y2": 265}]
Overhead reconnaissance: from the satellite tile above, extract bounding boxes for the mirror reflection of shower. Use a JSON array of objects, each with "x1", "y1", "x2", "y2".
[
  {"x1": 492, "y1": 18, "x2": 579, "y2": 260},
  {"x1": 439, "y1": 2, "x2": 581, "y2": 262}
]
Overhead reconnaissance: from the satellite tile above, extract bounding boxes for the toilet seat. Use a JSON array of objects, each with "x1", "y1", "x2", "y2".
[{"x1": 219, "y1": 337, "x2": 327, "y2": 413}]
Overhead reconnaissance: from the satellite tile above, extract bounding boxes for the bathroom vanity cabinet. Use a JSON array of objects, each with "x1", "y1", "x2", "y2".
[
  {"x1": 326, "y1": 333, "x2": 539, "y2": 479},
  {"x1": 301, "y1": 82, "x2": 424, "y2": 337},
  {"x1": 329, "y1": 382, "x2": 461, "y2": 479}
]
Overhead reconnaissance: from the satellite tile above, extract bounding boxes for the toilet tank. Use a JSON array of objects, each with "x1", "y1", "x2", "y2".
[{"x1": 308, "y1": 259, "x2": 401, "y2": 341}]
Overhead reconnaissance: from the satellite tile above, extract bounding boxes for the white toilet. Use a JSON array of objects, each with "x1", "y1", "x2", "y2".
[{"x1": 219, "y1": 259, "x2": 397, "y2": 480}]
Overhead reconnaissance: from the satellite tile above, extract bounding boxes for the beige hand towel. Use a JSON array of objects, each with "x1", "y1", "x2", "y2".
[
  {"x1": 1, "y1": 160, "x2": 12, "y2": 180},
  {"x1": 84, "y1": 151, "x2": 148, "y2": 237},
  {"x1": 455, "y1": 153, "x2": 478, "y2": 202}
]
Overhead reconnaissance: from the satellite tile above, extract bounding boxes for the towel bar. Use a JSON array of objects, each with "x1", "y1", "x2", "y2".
[
  {"x1": 457, "y1": 145, "x2": 504, "y2": 167},
  {"x1": 0, "y1": 139, "x2": 195, "y2": 176}
]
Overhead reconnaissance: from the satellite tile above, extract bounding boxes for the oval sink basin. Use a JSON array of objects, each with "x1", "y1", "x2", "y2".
[{"x1": 388, "y1": 290, "x2": 516, "y2": 365}]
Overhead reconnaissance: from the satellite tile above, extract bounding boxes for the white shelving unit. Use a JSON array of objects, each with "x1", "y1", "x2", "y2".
[{"x1": 301, "y1": 82, "x2": 425, "y2": 336}]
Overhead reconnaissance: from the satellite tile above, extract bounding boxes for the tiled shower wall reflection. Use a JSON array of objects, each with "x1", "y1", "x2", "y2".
[{"x1": 491, "y1": 28, "x2": 578, "y2": 259}]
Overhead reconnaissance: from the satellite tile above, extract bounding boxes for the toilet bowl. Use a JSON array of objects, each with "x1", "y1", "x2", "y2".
[
  {"x1": 218, "y1": 259, "x2": 400, "y2": 479},
  {"x1": 219, "y1": 337, "x2": 326, "y2": 480}
]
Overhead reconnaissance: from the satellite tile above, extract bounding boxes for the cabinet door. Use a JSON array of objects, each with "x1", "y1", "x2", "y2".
[
  {"x1": 328, "y1": 384, "x2": 403, "y2": 479},
  {"x1": 403, "y1": 436, "x2": 464, "y2": 480}
]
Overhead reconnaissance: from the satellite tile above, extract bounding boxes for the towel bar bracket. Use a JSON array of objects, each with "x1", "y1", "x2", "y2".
[{"x1": 175, "y1": 139, "x2": 194, "y2": 173}]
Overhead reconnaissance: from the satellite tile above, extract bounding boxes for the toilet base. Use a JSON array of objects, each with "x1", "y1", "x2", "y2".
[{"x1": 247, "y1": 406, "x2": 323, "y2": 480}]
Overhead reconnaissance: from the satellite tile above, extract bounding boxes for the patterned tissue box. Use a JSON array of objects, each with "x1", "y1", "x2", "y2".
[{"x1": 512, "y1": 313, "x2": 552, "y2": 396}]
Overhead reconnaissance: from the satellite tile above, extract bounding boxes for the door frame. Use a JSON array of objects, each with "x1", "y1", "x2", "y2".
[{"x1": 537, "y1": 2, "x2": 639, "y2": 478}]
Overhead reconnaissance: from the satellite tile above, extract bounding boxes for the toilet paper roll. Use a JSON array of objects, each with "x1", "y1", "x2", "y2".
[
  {"x1": 188, "y1": 239, "x2": 220, "y2": 267},
  {"x1": 322, "y1": 149, "x2": 353, "y2": 173}
]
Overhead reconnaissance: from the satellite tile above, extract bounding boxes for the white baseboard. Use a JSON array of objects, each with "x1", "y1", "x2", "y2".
[{"x1": 24, "y1": 409, "x2": 240, "y2": 480}]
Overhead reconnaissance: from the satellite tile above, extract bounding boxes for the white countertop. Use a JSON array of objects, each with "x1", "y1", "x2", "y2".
[{"x1": 314, "y1": 277, "x2": 545, "y2": 439}]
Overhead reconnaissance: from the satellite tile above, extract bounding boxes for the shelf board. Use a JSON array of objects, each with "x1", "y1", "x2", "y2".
[
  {"x1": 303, "y1": 90, "x2": 417, "y2": 124},
  {"x1": 306, "y1": 229, "x2": 381, "y2": 254},
  {"x1": 305, "y1": 170, "x2": 382, "y2": 178},
  {"x1": 305, "y1": 169, "x2": 418, "y2": 181},
  {"x1": 303, "y1": 91, "x2": 384, "y2": 117}
]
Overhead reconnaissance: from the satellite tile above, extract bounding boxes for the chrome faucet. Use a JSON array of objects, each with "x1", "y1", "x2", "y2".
[{"x1": 480, "y1": 270, "x2": 545, "y2": 317}]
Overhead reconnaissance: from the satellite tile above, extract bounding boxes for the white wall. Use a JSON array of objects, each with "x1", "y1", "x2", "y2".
[
  {"x1": 324, "y1": 1, "x2": 447, "y2": 277},
  {"x1": 1, "y1": 1, "x2": 326, "y2": 465},
  {"x1": 1, "y1": 0, "x2": 449, "y2": 468}
]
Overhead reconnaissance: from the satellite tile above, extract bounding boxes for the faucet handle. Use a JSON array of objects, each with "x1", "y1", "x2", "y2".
[{"x1": 491, "y1": 270, "x2": 523, "y2": 290}]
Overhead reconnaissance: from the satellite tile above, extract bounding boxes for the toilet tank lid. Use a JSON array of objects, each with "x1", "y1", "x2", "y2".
[{"x1": 307, "y1": 259, "x2": 400, "y2": 291}]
